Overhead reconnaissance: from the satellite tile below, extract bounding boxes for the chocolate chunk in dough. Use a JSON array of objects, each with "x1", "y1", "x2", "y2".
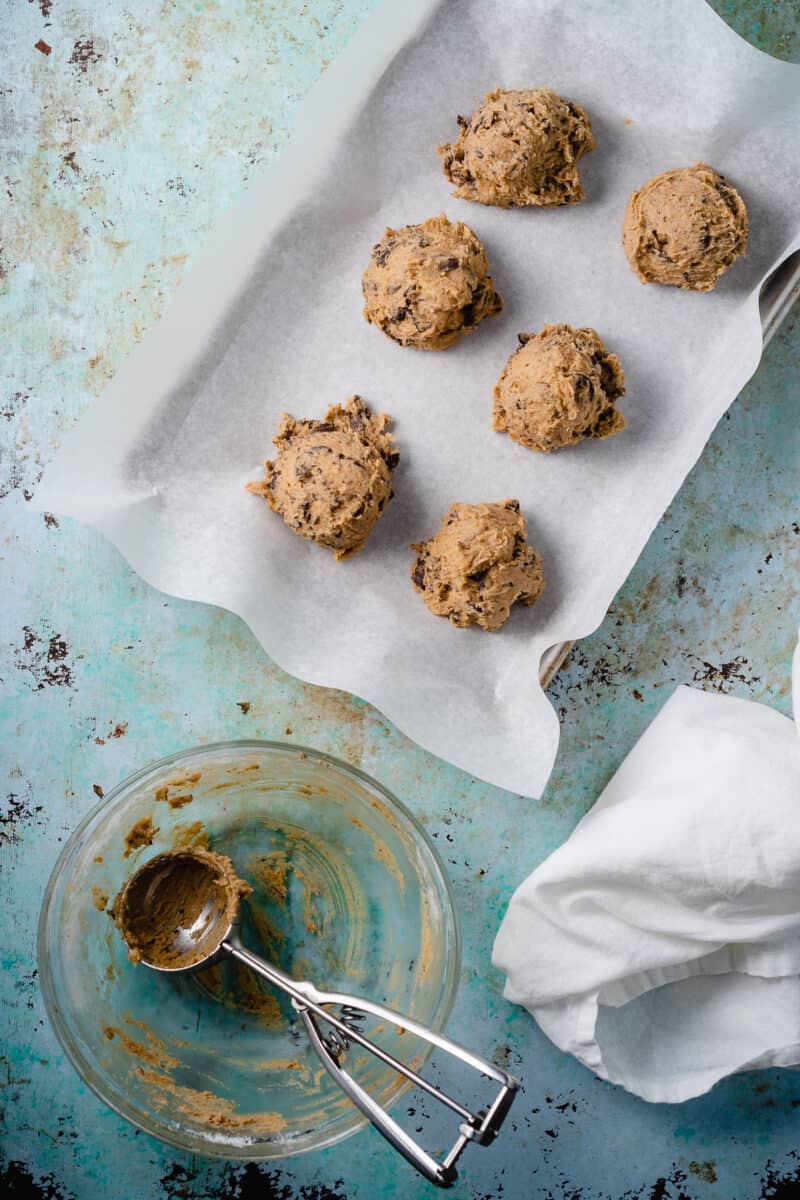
[
  {"x1": 622, "y1": 162, "x2": 747, "y2": 291},
  {"x1": 247, "y1": 395, "x2": 398, "y2": 560},
  {"x1": 438, "y1": 88, "x2": 595, "y2": 208},
  {"x1": 362, "y1": 214, "x2": 503, "y2": 351},
  {"x1": 411, "y1": 500, "x2": 544, "y2": 632},
  {"x1": 493, "y1": 324, "x2": 626, "y2": 453}
]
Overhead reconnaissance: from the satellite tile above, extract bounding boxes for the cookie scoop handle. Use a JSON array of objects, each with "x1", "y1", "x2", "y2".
[{"x1": 223, "y1": 934, "x2": 519, "y2": 1188}]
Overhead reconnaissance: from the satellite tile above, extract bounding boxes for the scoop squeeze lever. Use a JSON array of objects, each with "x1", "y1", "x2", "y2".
[{"x1": 115, "y1": 848, "x2": 519, "y2": 1187}]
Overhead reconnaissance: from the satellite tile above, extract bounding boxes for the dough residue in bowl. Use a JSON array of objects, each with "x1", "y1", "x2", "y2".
[{"x1": 123, "y1": 815, "x2": 159, "y2": 859}]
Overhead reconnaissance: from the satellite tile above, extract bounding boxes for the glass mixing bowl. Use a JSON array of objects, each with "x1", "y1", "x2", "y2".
[{"x1": 39, "y1": 741, "x2": 460, "y2": 1159}]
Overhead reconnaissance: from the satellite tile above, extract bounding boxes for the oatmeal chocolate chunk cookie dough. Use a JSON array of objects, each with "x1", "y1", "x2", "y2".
[
  {"x1": 493, "y1": 324, "x2": 626, "y2": 453},
  {"x1": 362, "y1": 214, "x2": 503, "y2": 350},
  {"x1": 113, "y1": 848, "x2": 251, "y2": 969},
  {"x1": 411, "y1": 500, "x2": 544, "y2": 632},
  {"x1": 248, "y1": 395, "x2": 399, "y2": 560},
  {"x1": 622, "y1": 162, "x2": 748, "y2": 291},
  {"x1": 438, "y1": 87, "x2": 595, "y2": 208}
]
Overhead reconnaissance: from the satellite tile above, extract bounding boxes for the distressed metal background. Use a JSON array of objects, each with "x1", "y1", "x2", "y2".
[{"x1": 1, "y1": 2, "x2": 798, "y2": 1197}]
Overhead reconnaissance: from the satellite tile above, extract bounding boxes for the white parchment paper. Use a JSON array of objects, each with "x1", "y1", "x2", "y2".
[{"x1": 36, "y1": 0, "x2": 800, "y2": 797}]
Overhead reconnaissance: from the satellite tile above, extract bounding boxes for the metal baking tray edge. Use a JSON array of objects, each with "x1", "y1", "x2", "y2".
[{"x1": 538, "y1": 248, "x2": 800, "y2": 690}]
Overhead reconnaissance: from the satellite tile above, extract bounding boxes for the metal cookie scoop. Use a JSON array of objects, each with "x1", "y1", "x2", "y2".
[{"x1": 114, "y1": 847, "x2": 519, "y2": 1188}]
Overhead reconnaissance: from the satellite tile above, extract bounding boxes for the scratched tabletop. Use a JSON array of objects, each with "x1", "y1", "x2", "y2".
[{"x1": 2, "y1": 2, "x2": 799, "y2": 1198}]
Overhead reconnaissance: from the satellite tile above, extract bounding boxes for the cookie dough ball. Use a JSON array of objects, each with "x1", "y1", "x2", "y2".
[
  {"x1": 438, "y1": 88, "x2": 595, "y2": 208},
  {"x1": 411, "y1": 500, "x2": 544, "y2": 632},
  {"x1": 362, "y1": 214, "x2": 503, "y2": 351},
  {"x1": 247, "y1": 395, "x2": 398, "y2": 560},
  {"x1": 493, "y1": 324, "x2": 626, "y2": 453},
  {"x1": 622, "y1": 163, "x2": 747, "y2": 292}
]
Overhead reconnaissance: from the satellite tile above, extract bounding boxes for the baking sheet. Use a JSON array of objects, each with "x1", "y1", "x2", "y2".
[
  {"x1": 540, "y1": 246, "x2": 800, "y2": 691},
  {"x1": 35, "y1": 0, "x2": 800, "y2": 797}
]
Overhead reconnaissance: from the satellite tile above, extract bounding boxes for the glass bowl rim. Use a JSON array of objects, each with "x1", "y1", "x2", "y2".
[{"x1": 38, "y1": 738, "x2": 462, "y2": 1160}]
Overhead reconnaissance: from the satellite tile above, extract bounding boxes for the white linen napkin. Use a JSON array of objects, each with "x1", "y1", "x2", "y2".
[{"x1": 493, "y1": 636, "x2": 800, "y2": 1103}]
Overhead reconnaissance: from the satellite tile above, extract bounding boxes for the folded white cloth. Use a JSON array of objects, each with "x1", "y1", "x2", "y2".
[{"x1": 493, "y1": 636, "x2": 800, "y2": 1103}]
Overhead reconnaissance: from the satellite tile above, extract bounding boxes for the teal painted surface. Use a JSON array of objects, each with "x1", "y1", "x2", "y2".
[{"x1": 1, "y1": 1, "x2": 798, "y2": 1197}]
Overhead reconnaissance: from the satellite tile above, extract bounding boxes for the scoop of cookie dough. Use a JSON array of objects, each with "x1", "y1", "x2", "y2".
[
  {"x1": 113, "y1": 848, "x2": 251, "y2": 969},
  {"x1": 362, "y1": 214, "x2": 503, "y2": 351},
  {"x1": 410, "y1": 500, "x2": 544, "y2": 632},
  {"x1": 247, "y1": 395, "x2": 398, "y2": 560},
  {"x1": 493, "y1": 324, "x2": 626, "y2": 453},
  {"x1": 438, "y1": 87, "x2": 595, "y2": 208},
  {"x1": 622, "y1": 163, "x2": 747, "y2": 292}
]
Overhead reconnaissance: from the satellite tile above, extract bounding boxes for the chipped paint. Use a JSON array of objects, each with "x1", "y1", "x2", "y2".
[
  {"x1": 0, "y1": 784, "x2": 44, "y2": 847},
  {"x1": 11, "y1": 626, "x2": 75, "y2": 691},
  {"x1": 68, "y1": 38, "x2": 102, "y2": 74}
]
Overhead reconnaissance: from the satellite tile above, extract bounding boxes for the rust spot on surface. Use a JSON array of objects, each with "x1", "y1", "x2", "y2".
[
  {"x1": 690, "y1": 655, "x2": 761, "y2": 694},
  {"x1": 1, "y1": 391, "x2": 30, "y2": 421},
  {"x1": 688, "y1": 1160, "x2": 718, "y2": 1183},
  {"x1": 34, "y1": 39, "x2": 51, "y2": 56},
  {"x1": 102, "y1": 238, "x2": 130, "y2": 258},
  {"x1": 69, "y1": 38, "x2": 101, "y2": 73},
  {"x1": 42, "y1": 512, "x2": 59, "y2": 528},
  {"x1": 108, "y1": 721, "x2": 128, "y2": 739},
  {"x1": 0, "y1": 457, "x2": 37, "y2": 501},
  {"x1": 237, "y1": 701, "x2": 251, "y2": 714},
  {"x1": 33, "y1": 0, "x2": 54, "y2": 18},
  {"x1": 13, "y1": 626, "x2": 75, "y2": 690},
  {"x1": 92, "y1": 784, "x2": 104, "y2": 798}
]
